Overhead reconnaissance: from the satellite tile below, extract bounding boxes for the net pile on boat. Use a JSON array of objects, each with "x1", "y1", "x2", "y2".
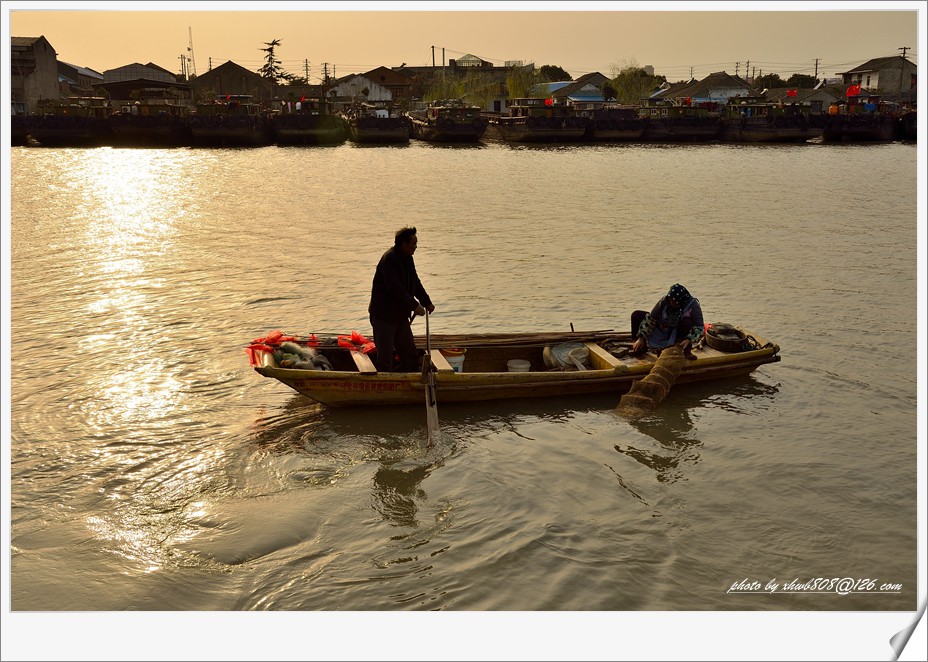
[
  {"x1": 616, "y1": 345, "x2": 685, "y2": 419},
  {"x1": 543, "y1": 342, "x2": 591, "y2": 371},
  {"x1": 275, "y1": 341, "x2": 333, "y2": 370}
]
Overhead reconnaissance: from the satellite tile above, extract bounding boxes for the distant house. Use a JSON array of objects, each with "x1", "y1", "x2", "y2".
[
  {"x1": 189, "y1": 60, "x2": 273, "y2": 104},
  {"x1": 361, "y1": 66, "x2": 414, "y2": 104},
  {"x1": 58, "y1": 61, "x2": 104, "y2": 97},
  {"x1": 762, "y1": 86, "x2": 839, "y2": 112},
  {"x1": 653, "y1": 71, "x2": 755, "y2": 104},
  {"x1": 271, "y1": 83, "x2": 327, "y2": 106},
  {"x1": 651, "y1": 78, "x2": 696, "y2": 100},
  {"x1": 837, "y1": 56, "x2": 917, "y2": 103},
  {"x1": 539, "y1": 72, "x2": 610, "y2": 103},
  {"x1": 10, "y1": 35, "x2": 59, "y2": 114},
  {"x1": 329, "y1": 73, "x2": 394, "y2": 103},
  {"x1": 98, "y1": 62, "x2": 189, "y2": 105}
]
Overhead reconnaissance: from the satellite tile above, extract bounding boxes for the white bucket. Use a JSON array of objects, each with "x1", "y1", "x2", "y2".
[
  {"x1": 445, "y1": 354, "x2": 465, "y2": 373},
  {"x1": 507, "y1": 359, "x2": 531, "y2": 372}
]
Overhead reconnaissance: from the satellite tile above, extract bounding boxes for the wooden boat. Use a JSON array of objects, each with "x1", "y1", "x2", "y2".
[
  {"x1": 639, "y1": 100, "x2": 721, "y2": 142},
  {"x1": 407, "y1": 99, "x2": 489, "y2": 142},
  {"x1": 821, "y1": 95, "x2": 898, "y2": 143},
  {"x1": 897, "y1": 109, "x2": 916, "y2": 141},
  {"x1": 28, "y1": 96, "x2": 112, "y2": 147},
  {"x1": 719, "y1": 97, "x2": 823, "y2": 143},
  {"x1": 190, "y1": 95, "x2": 272, "y2": 147},
  {"x1": 109, "y1": 100, "x2": 193, "y2": 147},
  {"x1": 342, "y1": 102, "x2": 409, "y2": 144},
  {"x1": 574, "y1": 102, "x2": 646, "y2": 141},
  {"x1": 248, "y1": 327, "x2": 780, "y2": 407},
  {"x1": 492, "y1": 97, "x2": 587, "y2": 143},
  {"x1": 272, "y1": 96, "x2": 347, "y2": 145}
]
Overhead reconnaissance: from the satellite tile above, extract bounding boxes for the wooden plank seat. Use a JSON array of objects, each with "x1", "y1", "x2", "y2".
[
  {"x1": 430, "y1": 349, "x2": 455, "y2": 373},
  {"x1": 350, "y1": 350, "x2": 377, "y2": 374}
]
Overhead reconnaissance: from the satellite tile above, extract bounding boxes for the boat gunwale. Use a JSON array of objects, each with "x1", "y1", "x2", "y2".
[{"x1": 253, "y1": 329, "x2": 780, "y2": 398}]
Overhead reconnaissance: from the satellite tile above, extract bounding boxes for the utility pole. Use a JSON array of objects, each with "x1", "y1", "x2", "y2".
[
  {"x1": 432, "y1": 45, "x2": 435, "y2": 68},
  {"x1": 735, "y1": 62, "x2": 740, "y2": 76},
  {"x1": 304, "y1": 59, "x2": 310, "y2": 81},
  {"x1": 745, "y1": 60, "x2": 750, "y2": 81},
  {"x1": 689, "y1": 66, "x2": 694, "y2": 79},
  {"x1": 814, "y1": 57, "x2": 820, "y2": 83},
  {"x1": 898, "y1": 47, "x2": 910, "y2": 100},
  {"x1": 178, "y1": 54, "x2": 186, "y2": 80}
]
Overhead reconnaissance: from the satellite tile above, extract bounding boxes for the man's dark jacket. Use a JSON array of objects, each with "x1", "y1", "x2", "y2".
[{"x1": 368, "y1": 247, "x2": 432, "y2": 323}]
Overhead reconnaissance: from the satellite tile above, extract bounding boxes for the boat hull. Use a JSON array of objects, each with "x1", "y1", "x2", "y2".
[
  {"x1": 408, "y1": 115, "x2": 488, "y2": 142},
  {"x1": 252, "y1": 329, "x2": 780, "y2": 407},
  {"x1": 821, "y1": 114, "x2": 897, "y2": 142},
  {"x1": 494, "y1": 117, "x2": 587, "y2": 143},
  {"x1": 190, "y1": 115, "x2": 272, "y2": 146},
  {"x1": 586, "y1": 120, "x2": 646, "y2": 141},
  {"x1": 109, "y1": 114, "x2": 193, "y2": 147},
  {"x1": 272, "y1": 114, "x2": 347, "y2": 145},
  {"x1": 642, "y1": 117, "x2": 721, "y2": 142},
  {"x1": 347, "y1": 116, "x2": 410, "y2": 144},
  {"x1": 27, "y1": 115, "x2": 112, "y2": 147},
  {"x1": 719, "y1": 118, "x2": 823, "y2": 143}
]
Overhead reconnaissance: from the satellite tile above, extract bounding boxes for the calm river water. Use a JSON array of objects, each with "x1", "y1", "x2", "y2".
[{"x1": 4, "y1": 138, "x2": 924, "y2": 660}]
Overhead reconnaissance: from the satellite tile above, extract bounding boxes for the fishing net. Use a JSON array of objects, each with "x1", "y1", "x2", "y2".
[{"x1": 616, "y1": 345, "x2": 686, "y2": 419}]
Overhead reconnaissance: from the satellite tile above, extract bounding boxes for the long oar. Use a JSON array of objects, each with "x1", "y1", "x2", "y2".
[{"x1": 423, "y1": 309, "x2": 440, "y2": 445}]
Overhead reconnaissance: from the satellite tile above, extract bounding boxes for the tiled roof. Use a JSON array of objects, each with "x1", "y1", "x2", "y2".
[
  {"x1": 663, "y1": 71, "x2": 755, "y2": 99},
  {"x1": 551, "y1": 72, "x2": 609, "y2": 98},
  {"x1": 839, "y1": 56, "x2": 909, "y2": 74},
  {"x1": 762, "y1": 87, "x2": 839, "y2": 103}
]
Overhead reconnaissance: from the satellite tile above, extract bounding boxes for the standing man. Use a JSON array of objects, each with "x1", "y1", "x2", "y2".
[{"x1": 369, "y1": 227, "x2": 435, "y2": 372}]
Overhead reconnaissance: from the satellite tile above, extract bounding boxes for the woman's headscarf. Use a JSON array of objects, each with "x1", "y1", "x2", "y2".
[{"x1": 666, "y1": 284, "x2": 692, "y2": 308}]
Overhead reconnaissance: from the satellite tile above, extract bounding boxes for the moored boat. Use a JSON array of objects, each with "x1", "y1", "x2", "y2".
[
  {"x1": 247, "y1": 327, "x2": 780, "y2": 407},
  {"x1": 190, "y1": 95, "x2": 272, "y2": 147},
  {"x1": 407, "y1": 99, "x2": 489, "y2": 143},
  {"x1": 109, "y1": 100, "x2": 193, "y2": 147},
  {"x1": 342, "y1": 102, "x2": 410, "y2": 144},
  {"x1": 272, "y1": 96, "x2": 347, "y2": 146},
  {"x1": 574, "y1": 102, "x2": 646, "y2": 141},
  {"x1": 821, "y1": 94, "x2": 898, "y2": 143},
  {"x1": 28, "y1": 96, "x2": 112, "y2": 147},
  {"x1": 897, "y1": 109, "x2": 917, "y2": 141},
  {"x1": 719, "y1": 97, "x2": 822, "y2": 143},
  {"x1": 640, "y1": 100, "x2": 722, "y2": 142},
  {"x1": 492, "y1": 97, "x2": 587, "y2": 143}
]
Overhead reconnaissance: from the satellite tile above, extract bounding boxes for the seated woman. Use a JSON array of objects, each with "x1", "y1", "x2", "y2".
[{"x1": 630, "y1": 284, "x2": 704, "y2": 360}]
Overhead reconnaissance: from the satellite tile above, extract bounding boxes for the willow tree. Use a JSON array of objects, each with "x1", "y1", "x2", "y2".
[
  {"x1": 506, "y1": 66, "x2": 539, "y2": 99},
  {"x1": 609, "y1": 64, "x2": 666, "y2": 104},
  {"x1": 459, "y1": 71, "x2": 499, "y2": 110},
  {"x1": 423, "y1": 75, "x2": 464, "y2": 103}
]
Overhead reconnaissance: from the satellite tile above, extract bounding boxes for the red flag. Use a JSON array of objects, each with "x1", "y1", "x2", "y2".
[
  {"x1": 300, "y1": 95, "x2": 306, "y2": 102},
  {"x1": 786, "y1": 89, "x2": 798, "y2": 97},
  {"x1": 225, "y1": 94, "x2": 231, "y2": 101},
  {"x1": 846, "y1": 84, "x2": 861, "y2": 97}
]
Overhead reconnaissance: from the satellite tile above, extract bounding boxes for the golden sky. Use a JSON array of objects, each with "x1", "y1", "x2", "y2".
[{"x1": 5, "y1": 1, "x2": 923, "y2": 83}]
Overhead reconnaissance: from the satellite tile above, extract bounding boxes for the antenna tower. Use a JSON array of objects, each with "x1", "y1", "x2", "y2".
[{"x1": 187, "y1": 27, "x2": 197, "y2": 77}]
